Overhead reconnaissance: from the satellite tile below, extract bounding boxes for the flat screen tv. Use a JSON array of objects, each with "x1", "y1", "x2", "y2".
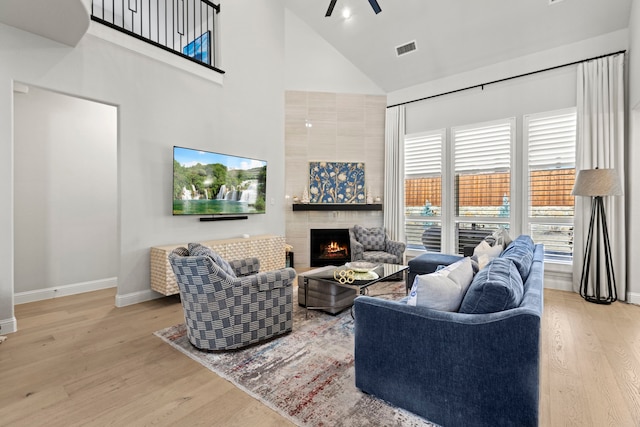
[
  {"x1": 173, "y1": 146, "x2": 267, "y2": 216},
  {"x1": 183, "y1": 31, "x2": 210, "y2": 65}
]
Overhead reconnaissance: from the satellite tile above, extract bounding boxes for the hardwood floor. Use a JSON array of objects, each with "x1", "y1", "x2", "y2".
[{"x1": 1, "y1": 287, "x2": 639, "y2": 426}]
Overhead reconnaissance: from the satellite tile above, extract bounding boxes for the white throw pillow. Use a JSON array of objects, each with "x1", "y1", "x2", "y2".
[{"x1": 407, "y1": 258, "x2": 475, "y2": 312}]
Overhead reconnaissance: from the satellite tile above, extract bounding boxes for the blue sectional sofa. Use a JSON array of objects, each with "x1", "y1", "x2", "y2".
[{"x1": 353, "y1": 239, "x2": 543, "y2": 427}]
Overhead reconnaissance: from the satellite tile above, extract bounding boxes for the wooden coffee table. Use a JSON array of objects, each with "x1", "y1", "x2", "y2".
[{"x1": 301, "y1": 263, "x2": 408, "y2": 317}]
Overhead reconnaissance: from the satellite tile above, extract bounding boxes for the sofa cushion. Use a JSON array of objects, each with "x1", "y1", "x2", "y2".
[
  {"x1": 407, "y1": 257, "x2": 475, "y2": 312},
  {"x1": 499, "y1": 235, "x2": 535, "y2": 281},
  {"x1": 459, "y1": 258, "x2": 523, "y2": 314},
  {"x1": 188, "y1": 243, "x2": 236, "y2": 278},
  {"x1": 353, "y1": 225, "x2": 387, "y2": 251}
]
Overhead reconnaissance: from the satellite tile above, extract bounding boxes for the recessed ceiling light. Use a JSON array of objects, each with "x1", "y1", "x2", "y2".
[
  {"x1": 548, "y1": 0, "x2": 565, "y2": 5},
  {"x1": 342, "y1": 8, "x2": 352, "y2": 19}
]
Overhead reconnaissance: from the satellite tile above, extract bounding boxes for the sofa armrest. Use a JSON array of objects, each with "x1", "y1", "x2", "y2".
[
  {"x1": 229, "y1": 257, "x2": 260, "y2": 277},
  {"x1": 241, "y1": 267, "x2": 297, "y2": 291},
  {"x1": 353, "y1": 297, "x2": 540, "y2": 427}
]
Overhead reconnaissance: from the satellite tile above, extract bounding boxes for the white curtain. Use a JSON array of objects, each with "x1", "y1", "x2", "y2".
[
  {"x1": 574, "y1": 53, "x2": 626, "y2": 300},
  {"x1": 384, "y1": 106, "x2": 405, "y2": 242}
]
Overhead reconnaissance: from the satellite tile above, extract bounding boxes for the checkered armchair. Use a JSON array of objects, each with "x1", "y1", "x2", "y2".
[
  {"x1": 168, "y1": 243, "x2": 295, "y2": 351},
  {"x1": 349, "y1": 225, "x2": 406, "y2": 264}
]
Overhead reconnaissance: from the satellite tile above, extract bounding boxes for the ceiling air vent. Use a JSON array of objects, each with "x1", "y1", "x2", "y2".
[{"x1": 396, "y1": 41, "x2": 417, "y2": 57}]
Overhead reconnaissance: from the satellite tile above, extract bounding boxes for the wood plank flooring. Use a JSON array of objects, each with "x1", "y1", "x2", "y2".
[{"x1": 1, "y1": 287, "x2": 639, "y2": 426}]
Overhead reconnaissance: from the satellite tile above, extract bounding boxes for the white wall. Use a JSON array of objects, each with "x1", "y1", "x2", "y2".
[
  {"x1": 284, "y1": 9, "x2": 384, "y2": 95},
  {"x1": 388, "y1": 30, "x2": 629, "y2": 108},
  {"x1": 0, "y1": 0, "x2": 287, "y2": 332},
  {"x1": 626, "y1": 0, "x2": 640, "y2": 303},
  {"x1": 13, "y1": 86, "x2": 118, "y2": 297}
]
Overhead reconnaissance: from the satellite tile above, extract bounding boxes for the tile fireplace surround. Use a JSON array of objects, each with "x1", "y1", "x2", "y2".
[{"x1": 284, "y1": 91, "x2": 387, "y2": 268}]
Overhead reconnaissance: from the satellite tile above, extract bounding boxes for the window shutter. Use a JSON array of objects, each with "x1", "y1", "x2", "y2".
[
  {"x1": 526, "y1": 109, "x2": 576, "y2": 262},
  {"x1": 404, "y1": 131, "x2": 443, "y2": 250},
  {"x1": 404, "y1": 131, "x2": 443, "y2": 210},
  {"x1": 527, "y1": 111, "x2": 576, "y2": 218},
  {"x1": 453, "y1": 120, "x2": 512, "y2": 217},
  {"x1": 405, "y1": 132, "x2": 442, "y2": 177}
]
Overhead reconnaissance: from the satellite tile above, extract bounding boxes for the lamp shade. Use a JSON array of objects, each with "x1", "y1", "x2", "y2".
[{"x1": 571, "y1": 168, "x2": 623, "y2": 197}]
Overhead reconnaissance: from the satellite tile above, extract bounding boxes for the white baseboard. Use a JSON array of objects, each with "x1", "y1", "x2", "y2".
[
  {"x1": 14, "y1": 277, "x2": 118, "y2": 305},
  {"x1": 115, "y1": 289, "x2": 164, "y2": 307},
  {"x1": 627, "y1": 292, "x2": 640, "y2": 305},
  {"x1": 0, "y1": 316, "x2": 17, "y2": 334}
]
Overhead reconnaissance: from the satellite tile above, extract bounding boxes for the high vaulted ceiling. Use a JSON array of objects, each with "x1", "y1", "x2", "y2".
[{"x1": 284, "y1": 0, "x2": 633, "y2": 92}]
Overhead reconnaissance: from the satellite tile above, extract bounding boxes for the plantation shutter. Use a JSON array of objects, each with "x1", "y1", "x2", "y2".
[
  {"x1": 404, "y1": 131, "x2": 443, "y2": 209},
  {"x1": 453, "y1": 120, "x2": 512, "y2": 217},
  {"x1": 405, "y1": 132, "x2": 442, "y2": 178},
  {"x1": 404, "y1": 131, "x2": 443, "y2": 249},
  {"x1": 525, "y1": 109, "x2": 577, "y2": 262},
  {"x1": 527, "y1": 111, "x2": 577, "y2": 217}
]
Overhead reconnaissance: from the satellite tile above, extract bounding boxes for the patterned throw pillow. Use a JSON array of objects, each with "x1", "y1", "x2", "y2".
[
  {"x1": 491, "y1": 227, "x2": 513, "y2": 249},
  {"x1": 188, "y1": 243, "x2": 236, "y2": 278},
  {"x1": 353, "y1": 225, "x2": 387, "y2": 251}
]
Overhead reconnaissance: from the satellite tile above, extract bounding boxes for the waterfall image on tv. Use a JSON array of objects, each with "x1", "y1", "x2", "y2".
[{"x1": 173, "y1": 146, "x2": 267, "y2": 215}]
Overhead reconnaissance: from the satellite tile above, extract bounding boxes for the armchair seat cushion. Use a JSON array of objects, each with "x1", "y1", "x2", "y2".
[{"x1": 362, "y1": 251, "x2": 400, "y2": 264}]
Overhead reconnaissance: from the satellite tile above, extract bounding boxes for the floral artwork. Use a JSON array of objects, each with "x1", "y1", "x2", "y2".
[{"x1": 309, "y1": 162, "x2": 365, "y2": 204}]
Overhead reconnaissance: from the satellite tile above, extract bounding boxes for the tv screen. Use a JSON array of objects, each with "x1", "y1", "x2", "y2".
[
  {"x1": 173, "y1": 146, "x2": 267, "y2": 215},
  {"x1": 183, "y1": 31, "x2": 210, "y2": 65}
]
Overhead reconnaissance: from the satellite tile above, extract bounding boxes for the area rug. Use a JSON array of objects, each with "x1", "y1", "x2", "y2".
[{"x1": 154, "y1": 281, "x2": 437, "y2": 427}]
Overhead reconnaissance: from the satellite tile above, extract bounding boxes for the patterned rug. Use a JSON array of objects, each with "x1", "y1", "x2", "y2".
[{"x1": 154, "y1": 281, "x2": 437, "y2": 427}]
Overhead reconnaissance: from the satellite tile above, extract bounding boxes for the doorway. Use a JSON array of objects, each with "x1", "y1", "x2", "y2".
[{"x1": 13, "y1": 85, "x2": 118, "y2": 303}]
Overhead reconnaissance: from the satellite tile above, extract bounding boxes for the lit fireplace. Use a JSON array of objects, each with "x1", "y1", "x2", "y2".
[
  {"x1": 310, "y1": 229, "x2": 351, "y2": 267},
  {"x1": 320, "y1": 240, "x2": 349, "y2": 260}
]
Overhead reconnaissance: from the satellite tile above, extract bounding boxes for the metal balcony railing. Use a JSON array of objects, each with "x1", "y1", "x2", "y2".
[{"x1": 91, "y1": 0, "x2": 223, "y2": 73}]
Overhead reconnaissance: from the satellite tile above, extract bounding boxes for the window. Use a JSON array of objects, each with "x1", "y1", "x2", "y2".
[
  {"x1": 404, "y1": 112, "x2": 575, "y2": 262},
  {"x1": 452, "y1": 119, "x2": 514, "y2": 253},
  {"x1": 524, "y1": 109, "x2": 577, "y2": 262},
  {"x1": 404, "y1": 130, "x2": 444, "y2": 251}
]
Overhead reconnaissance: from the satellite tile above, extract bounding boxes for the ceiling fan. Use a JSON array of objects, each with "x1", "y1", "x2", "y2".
[{"x1": 325, "y1": 0, "x2": 381, "y2": 17}]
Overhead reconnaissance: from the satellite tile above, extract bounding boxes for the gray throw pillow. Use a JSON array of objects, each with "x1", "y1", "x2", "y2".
[{"x1": 353, "y1": 225, "x2": 387, "y2": 251}]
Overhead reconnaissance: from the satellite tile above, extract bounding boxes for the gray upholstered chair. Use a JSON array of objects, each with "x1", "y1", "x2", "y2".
[
  {"x1": 349, "y1": 225, "x2": 406, "y2": 264},
  {"x1": 168, "y1": 243, "x2": 296, "y2": 351}
]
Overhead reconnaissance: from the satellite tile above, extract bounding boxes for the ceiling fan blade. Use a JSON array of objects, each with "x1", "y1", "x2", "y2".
[
  {"x1": 368, "y1": 0, "x2": 381, "y2": 14},
  {"x1": 326, "y1": 0, "x2": 338, "y2": 17}
]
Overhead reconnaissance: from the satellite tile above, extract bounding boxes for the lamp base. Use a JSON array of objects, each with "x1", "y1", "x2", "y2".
[
  {"x1": 583, "y1": 295, "x2": 614, "y2": 305},
  {"x1": 579, "y1": 196, "x2": 617, "y2": 305}
]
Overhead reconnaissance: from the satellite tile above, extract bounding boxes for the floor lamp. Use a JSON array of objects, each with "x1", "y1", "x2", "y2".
[{"x1": 571, "y1": 168, "x2": 623, "y2": 304}]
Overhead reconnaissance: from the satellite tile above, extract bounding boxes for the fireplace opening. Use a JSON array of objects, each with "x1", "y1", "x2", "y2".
[{"x1": 310, "y1": 228, "x2": 351, "y2": 267}]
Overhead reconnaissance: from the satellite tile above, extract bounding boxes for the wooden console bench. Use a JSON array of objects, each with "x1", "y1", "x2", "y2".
[{"x1": 150, "y1": 234, "x2": 287, "y2": 296}]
